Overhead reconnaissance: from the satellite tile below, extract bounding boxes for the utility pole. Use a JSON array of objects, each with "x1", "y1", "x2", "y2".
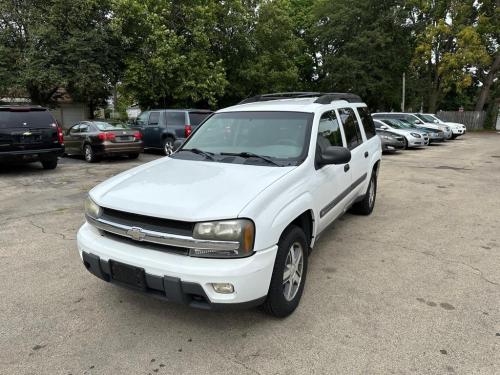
[{"x1": 401, "y1": 72, "x2": 406, "y2": 112}]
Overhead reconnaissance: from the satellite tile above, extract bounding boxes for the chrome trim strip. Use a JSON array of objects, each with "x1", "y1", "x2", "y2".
[{"x1": 86, "y1": 215, "x2": 240, "y2": 251}]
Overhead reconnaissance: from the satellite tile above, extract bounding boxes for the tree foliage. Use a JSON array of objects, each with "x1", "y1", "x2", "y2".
[{"x1": 0, "y1": 0, "x2": 497, "y2": 112}]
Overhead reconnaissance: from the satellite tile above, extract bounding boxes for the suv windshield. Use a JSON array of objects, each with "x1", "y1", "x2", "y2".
[
  {"x1": 176, "y1": 111, "x2": 313, "y2": 166},
  {"x1": 0, "y1": 110, "x2": 55, "y2": 129}
]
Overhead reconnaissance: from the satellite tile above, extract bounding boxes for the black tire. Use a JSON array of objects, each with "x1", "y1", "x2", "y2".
[
  {"x1": 84, "y1": 144, "x2": 99, "y2": 163},
  {"x1": 41, "y1": 157, "x2": 58, "y2": 170},
  {"x1": 403, "y1": 137, "x2": 409, "y2": 149},
  {"x1": 163, "y1": 137, "x2": 175, "y2": 156},
  {"x1": 350, "y1": 170, "x2": 377, "y2": 215},
  {"x1": 451, "y1": 134, "x2": 457, "y2": 140},
  {"x1": 128, "y1": 153, "x2": 140, "y2": 159},
  {"x1": 261, "y1": 225, "x2": 308, "y2": 318}
]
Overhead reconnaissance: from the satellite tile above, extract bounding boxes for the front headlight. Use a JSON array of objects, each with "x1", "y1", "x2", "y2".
[
  {"x1": 84, "y1": 196, "x2": 102, "y2": 219},
  {"x1": 191, "y1": 219, "x2": 255, "y2": 258},
  {"x1": 410, "y1": 132, "x2": 421, "y2": 138}
]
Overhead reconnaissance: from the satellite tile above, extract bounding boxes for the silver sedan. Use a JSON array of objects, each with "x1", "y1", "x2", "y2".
[{"x1": 373, "y1": 119, "x2": 429, "y2": 149}]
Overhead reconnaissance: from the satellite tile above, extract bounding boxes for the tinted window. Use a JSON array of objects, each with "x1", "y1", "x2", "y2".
[
  {"x1": 338, "y1": 108, "x2": 363, "y2": 150},
  {"x1": 189, "y1": 112, "x2": 211, "y2": 126},
  {"x1": 317, "y1": 111, "x2": 343, "y2": 149},
  {"x1": 357, "y1": 107, "x2": 376, "y2": 139},
  {"x1": 148, "y1": 112, "x2": 160, "y2": 126},
  {"x1": 136, "y1": 111, "x2": 149, "y2": 126},
  {"x1": 165, "y1": 112, "x2": 185, "y2": 126},
  {"x1": 0, "y1": 110, "x2": 55, "y2": 129},
  {"x1": 79, "y1": 124, "x2": 90, "y2": 133}
]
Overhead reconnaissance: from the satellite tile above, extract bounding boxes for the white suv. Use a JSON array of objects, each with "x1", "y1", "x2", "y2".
[{"x1": 77, "y1": 92, "x2": 382, "y2": 317}]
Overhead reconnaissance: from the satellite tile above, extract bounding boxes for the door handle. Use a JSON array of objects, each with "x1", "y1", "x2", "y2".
[
  {"x1": 364, "y1": 151, "x2": 369, "y2": 158},
  {"x1": 344, "y1": 164, "x2": 350, "y2": 172}
]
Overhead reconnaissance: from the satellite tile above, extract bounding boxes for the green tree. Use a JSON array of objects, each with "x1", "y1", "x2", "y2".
[
  {"x1": 0, "y1": 0, "x2": 121, "y2": 111},
  {"x1": 409, "y1": 0, "x2": 491, "y2": 112},
  {"x1": 113, "y1": 0, "x2": 228, "y2": 109},
  {"x1": 310, "y1": 0, "x2": 413, "y2": 110}
]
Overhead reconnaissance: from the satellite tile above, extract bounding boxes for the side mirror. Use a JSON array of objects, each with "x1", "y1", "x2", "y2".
[
  {"x1": 380, "y1": 125, "x2": 388, "y2": 130},
  {"x1": 318, "y1": 146, "x2": 351, "y2": 168},
  {"x1": 173, "y1": 139, "x2": 184, "y2": 151},
  {"x1": 414, "y1": 120, "x2": 423, "y2": 124}
]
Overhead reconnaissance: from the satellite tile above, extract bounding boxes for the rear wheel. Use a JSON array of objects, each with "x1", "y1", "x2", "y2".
[
  {"x1": 350, "y1": 171, "x2": 377, "y2": 215},
  {"x1": 84, "y1": 144, "x2": 99, "y2": 163},
  {"x1": 163, "y1": 137, "x2": 174, "y2": 156},
  {"x1": 41, "y1": 157, "x2": 58, "y2": 170},
  {"x1": 262, "y1": 225, "x2": 308, "y2": 318},
  {"x1": 128, "y1": 153, "x2": 139, "y2": 159}
]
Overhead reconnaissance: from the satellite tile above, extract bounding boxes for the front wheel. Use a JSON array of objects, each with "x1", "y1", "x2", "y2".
[
  {"x1": 350, "y1": 171, "x2": 377, "y2": 215},
  {"x1": 403, "y1": 137, "x2": 409, "y2": 149},
  {"x1": 262, "y1": 225, "x2": 308, "y2": 318}
]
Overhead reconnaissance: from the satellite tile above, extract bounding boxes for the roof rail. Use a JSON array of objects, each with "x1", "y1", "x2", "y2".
[
  {"x1": 238, "y1": 92, "x2": 363, "y2": 105},
  {"x1": 313, "y1": 93, "x2": 363, "y2": 104}
]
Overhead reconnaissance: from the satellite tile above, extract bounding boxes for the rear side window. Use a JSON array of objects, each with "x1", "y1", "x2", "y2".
[
  {"x1": 189, "y1": 112, "x2": 211, "y2": 126},
  {"x1": 338, "y1": 108, "x2": 363, "y2": 150},
  {"x1": 0, "y1": 110, "x2": 55, "y2": 128},
  {"x1": 148, "y1": 112, "x2": 160, "y2": 126},
  {"x1": 317, "y1": 111, "x2": 343, "y2": 148},
  {"x1": 165, "y1": 112, "x2": 185, "y2": 126},
  {"x1": 357, "y1": 107, "x2": 376, "y2": 139}
]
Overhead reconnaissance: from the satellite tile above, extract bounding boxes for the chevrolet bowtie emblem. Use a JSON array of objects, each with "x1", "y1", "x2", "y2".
[{"x1": 127, "y1": 227, "x2": 146, "y2": 241}]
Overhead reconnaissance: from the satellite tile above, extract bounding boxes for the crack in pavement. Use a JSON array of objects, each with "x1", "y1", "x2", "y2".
[{"x1": 29, "y1": 220, "x2": 76, "y2": 241}]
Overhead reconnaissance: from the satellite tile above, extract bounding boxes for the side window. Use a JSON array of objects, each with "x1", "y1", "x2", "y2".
[
  {"x1": 79, "y1": 124, "x2": 89, "y2": 133},
  {"x1": 338, "y1": 108, "x2": 362, "y2": 150},
  {"x1": 136, "y1": 111, "x2": 149, "y2": 126},
  {"x1": 165, "y1": 112, "x2": 186, "y2": 126},
  {"x1": 148, "y1": 112, "x2": 160, "y2": 126},
  {"x1": 357, "y1": 107, "x2": 376, "y2": 139},
  {"x1": 317, "y1": 111, "x2": 343, "y2": 150},
  {"x1": 373, "y1": 120, "x2": 383, "y2": 129},
  {"x1": 69, "y1": 124, "x2": 80, "y2": 134}
]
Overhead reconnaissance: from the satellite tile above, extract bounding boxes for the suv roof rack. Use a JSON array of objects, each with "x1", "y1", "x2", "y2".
[{"x1": 238, "y1": 92, "x2": 363, "y2": 105}]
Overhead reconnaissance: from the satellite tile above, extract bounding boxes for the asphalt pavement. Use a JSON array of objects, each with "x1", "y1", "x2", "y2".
[{"x1": 1, "y1": 135, "x2": 499, "y2": 374}]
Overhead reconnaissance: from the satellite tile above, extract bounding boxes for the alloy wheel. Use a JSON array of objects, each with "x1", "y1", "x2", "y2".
[{"x1": 283, "y1": 242, "x2": 304, "y2": 301}]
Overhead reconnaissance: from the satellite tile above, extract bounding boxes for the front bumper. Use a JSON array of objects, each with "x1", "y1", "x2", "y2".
[
  {"x1": 407, "y1": 136, "x2": 427, "y2": 147},
  {"x1": 452, "y1": 128, "x2": 465, "y2": 135},
  {"x1": 77, "y1": 223, "x2": 276, "y2": 308},
  {"x1": 381, "y1": 139, "x2": 405, "y2": 151}
]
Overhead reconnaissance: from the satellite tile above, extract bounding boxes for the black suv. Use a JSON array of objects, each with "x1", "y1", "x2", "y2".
[
  {"x1": 133, "y1": 109, "x2": 212, "y2": 155},
  {"x1": 0, "y1": 106, "x2": 64, "y2": 169}
]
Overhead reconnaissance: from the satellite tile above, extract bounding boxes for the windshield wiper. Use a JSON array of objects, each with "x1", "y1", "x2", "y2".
[
  {"x1": 181, "y1": 148, "x2": 215, "y2": 161},
  {"x1": 220, "y1": 152, "x2": 281, "y2": 166}
]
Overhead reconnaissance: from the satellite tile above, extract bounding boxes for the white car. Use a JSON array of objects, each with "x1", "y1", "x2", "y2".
[
  {"x1": 77, "y1": 92, "x2": 381, "y2": 317},
  {"x1": 414, "y1": 113, "x2": 466, "y2": 138},
  {"x1": 373, "y1": 112, "x2": 453, "y2": 140}
]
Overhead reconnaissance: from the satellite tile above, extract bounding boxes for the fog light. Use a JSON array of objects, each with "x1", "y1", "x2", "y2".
[{"x1": 212, "y1": 283, "x2": 234, "y2": 294}]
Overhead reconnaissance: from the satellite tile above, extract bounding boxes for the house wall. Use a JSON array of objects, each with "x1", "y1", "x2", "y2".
[{"x1": 50, "y1": 103, "x2": 91, "y2": 129}]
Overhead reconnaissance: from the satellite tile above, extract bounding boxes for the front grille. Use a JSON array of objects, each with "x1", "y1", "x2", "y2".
[
  {"x1": 102, "y1": 230, "x2": 190, "y2": 256},
  {"x1": 101, "y1": 207, "x2": 194, "y2": 237}
]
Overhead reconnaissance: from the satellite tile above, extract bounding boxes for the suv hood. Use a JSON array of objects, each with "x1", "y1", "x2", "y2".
[{"x1": 90, "y1": 157, "x2": 295, "y2": 222}]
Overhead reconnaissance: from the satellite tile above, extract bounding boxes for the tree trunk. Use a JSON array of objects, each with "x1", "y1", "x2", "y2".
[{"x1": 475, "y1": 53, "x2": 500, "y2": 112}]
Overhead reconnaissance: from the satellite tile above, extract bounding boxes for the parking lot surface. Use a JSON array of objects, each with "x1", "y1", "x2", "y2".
[{"x1": 1, "y1": 135, "x2": 499, "y2": 375}]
